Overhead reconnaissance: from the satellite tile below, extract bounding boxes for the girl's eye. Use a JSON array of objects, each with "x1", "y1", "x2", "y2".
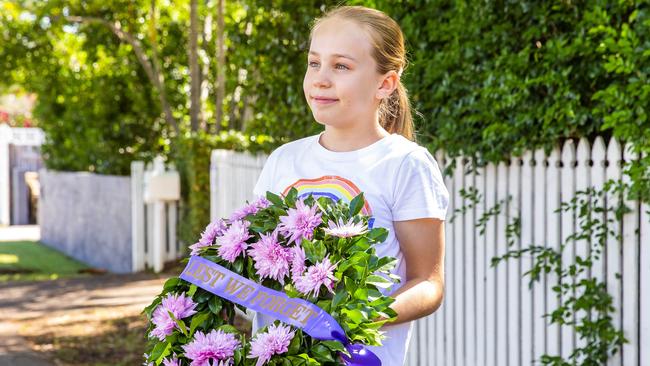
[{"x1": 307, "y1": 61, "x2": 349, "y2": 70}]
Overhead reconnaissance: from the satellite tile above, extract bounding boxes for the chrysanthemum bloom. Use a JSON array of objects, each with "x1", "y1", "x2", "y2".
[
  {"x1": 230, "y1": 196, "x2": 271, "y2": 221},
  {"x1": 293, "y1": 257, "x2": 338, "y2": 297},
  {"x1": 162, "y1": 356, "x2": 180, "y2": 366},
  {"x1": 254, "y1": 196, "x2": 271, "y2": 209},
  {"x1": 189, "y1": 219, "x2": 227, "y2": 255},
  {"x1": 217, "y1": 219, "x2": 252, "y2": 262},
  {"x1": 248, "y1": 323, "x2": 295, "y2": 366},
  {"x1": 322, "y1": 217, "x2": 369, "y2": 238},
  {"x1": 248, "y1": 230, "x2": 292, "y2": 284},
  {"x1": 182, "y1": 329, "x2": 240, "y2": 366},
  {"x1": 277, "y1": 198, "x2": 322, "y2": 244},
  {"x1": 289, "y1": 245, "x2": 306, "y2": 280},
  {"x1": 150, "y1": 293, "x2": 198, "y2": 340}
]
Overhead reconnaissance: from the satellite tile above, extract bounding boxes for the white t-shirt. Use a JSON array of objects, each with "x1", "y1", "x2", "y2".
[{"x1": 251, "y1": 131, "x2": 449, "y2": 365}]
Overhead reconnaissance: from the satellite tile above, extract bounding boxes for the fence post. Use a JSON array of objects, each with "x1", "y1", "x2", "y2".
[
  {"x1": 210, "y1": 150, "x2": 218, "y2": 223},
  {"x1": 131, "y1": 161, "x2": 145, "y2": 272},
  {"x1": 150, "y1": 156, "x2": 166, "y2": 273},
  {"x1": 0, "y1": 124, "x2": 11, "y2": 226}
]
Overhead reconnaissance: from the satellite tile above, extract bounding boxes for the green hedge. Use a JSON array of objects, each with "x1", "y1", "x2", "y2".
[{"x1": 228, "y1": 0, "x2": 648, "y2": 199}]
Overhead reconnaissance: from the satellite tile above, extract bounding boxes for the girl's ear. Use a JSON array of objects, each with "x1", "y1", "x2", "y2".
[{"x1": 376, "y1": 70, "x2": 400, "y2": 101}]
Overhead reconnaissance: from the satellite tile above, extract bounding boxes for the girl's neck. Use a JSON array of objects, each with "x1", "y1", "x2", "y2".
[{"x1": 319, "y1": 124, "x2": 391, "y2": 153}]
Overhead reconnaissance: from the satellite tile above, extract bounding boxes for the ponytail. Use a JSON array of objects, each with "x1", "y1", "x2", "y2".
[{"x1": 379, "y1": 80, "x2": 414, "y2": 141}]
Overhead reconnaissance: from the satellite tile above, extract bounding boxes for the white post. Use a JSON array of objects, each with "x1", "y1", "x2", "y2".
[
  {"x1": 151, "y1": 156, "x2": 166, "y2": 273},
  {"x1": 168, "y1": 201, "x2": 178, "y2": 259},
  {"x1": 210, "y1": 150, "x2": 218, "y2": 223},
  {"x1": 0, "y1": 123, "x2": 11, "y2": 226},
  {"x1": 131, "y1": 161, "x2": 145, "y2": 272}
]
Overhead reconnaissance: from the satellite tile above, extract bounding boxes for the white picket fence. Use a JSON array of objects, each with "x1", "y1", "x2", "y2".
[
  {"x1": 210, "y1": 137, "x2": 649, "y2": 366},
  {"x1": 131, "y1": 156, "x2": 182, "y2": 273},
  {"x1": 406, "y1": 137, "x2": 649, "y2": 366},
  {"x1": 209, "y1": 149, "x2": 267, "y2": 222}
]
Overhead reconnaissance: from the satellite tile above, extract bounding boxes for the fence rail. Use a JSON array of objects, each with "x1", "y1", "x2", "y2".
[{"x1": 210, "y1": 137, "x2": 648, "y2": 366}]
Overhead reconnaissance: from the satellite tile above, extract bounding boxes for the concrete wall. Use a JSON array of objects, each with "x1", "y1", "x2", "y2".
[{"x1": 39, "y1": 169, "x2": 132, "y2": 273}]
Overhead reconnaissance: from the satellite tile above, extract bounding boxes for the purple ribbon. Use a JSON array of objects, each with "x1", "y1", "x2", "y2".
[{"x1": 180, "y1": 255, "x2": 381, "y2": 366}]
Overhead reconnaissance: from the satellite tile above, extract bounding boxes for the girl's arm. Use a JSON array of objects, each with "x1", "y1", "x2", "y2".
[{"x1": 384, "y1": 218, "x2": 445, "y2": 325}]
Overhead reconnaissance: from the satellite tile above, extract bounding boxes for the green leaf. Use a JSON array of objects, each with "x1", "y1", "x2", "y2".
[
  {"x1": 321, "y1": 340, "x2": 347, "y2": 353},
  {"x1": 332, "y1": 289, "x2": 348, "y2": 309},
  {"x1": 150, "y1": 341, "x2": 171, "y2": 365},
  {"x1": 187, "y1": 284, "x2": 198, "y2": 297},
  {"x1": 218, "y1": 324, "x2": 239, "y2": 334},
  {"x1": 189, "y1": 311, "x2": 211, "y2": 335},
  {"x1": 366, "y1": 274, "x2": 393, "y2": 289},
  {"x1": 311, "y1": 343, "x2": 336, "y2": 362},
  {"x1": 208, "y1": 296, "x2": 223, "y2": 315},
  {"x1": 233, "y1": 258, "x2": 244, "y2": 273},
  {"x1": 367, "y1": 227, "x2": 388, "y2": 243},
  {"x1": 163, "y1": 277, "x2": 180, "y2": 291},
  {"x1": 167, "y1": 310, "x2": 188, "y2": 336},
  {"x1": 353, "y1": 287, "x2": 368, "y2": 300},
  {"x1": 302, "y1": 238, "x2": 325, "y2": 263},
  {"x1": 286, "y1": 187, "x2": 298, "y2": 206},
  {"x1": 287, "y1": 330, "x2": 302, "y2": 354},
  {"x1": 266, "y1": 191, "x2": 284, "y2": 206},
  {"x1": 349, "y1": 193, "x2": 365, "y2": 216}
]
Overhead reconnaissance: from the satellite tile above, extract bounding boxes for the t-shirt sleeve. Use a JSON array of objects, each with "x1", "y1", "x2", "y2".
[{"x1": 391, "y1": 147, "x2": 450, "y2": 221}]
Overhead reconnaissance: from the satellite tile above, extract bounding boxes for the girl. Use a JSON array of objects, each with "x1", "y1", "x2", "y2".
[{"x1": 252, "y1": 5, "x2": 449, "y2": 365}]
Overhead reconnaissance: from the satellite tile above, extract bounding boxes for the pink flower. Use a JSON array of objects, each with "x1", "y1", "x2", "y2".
[
  {"x1": 277, "y1": 198, "x2": 322, "y2": 244},
  {"x1": 248, "y1": 230, "x2": 292, "y2": 284},
  {"x1": 182, "y1": 329, "x2": 240, "y2": 366},
  {"x1": 150, "y1": 293, "x2": 198, "y2": 340},
  {"x1": 189, "y1": 219, "x2": 227, "y2": 255},
  {"x1": 289, "y1": 245, "x2": 306, "y2": 280},
  {"x1": 162, "y1": 356, "x2": 180, "y2": 366},
  {"x1": 230, "y1": 196, "x2": 271, "y2": 221},
  {"x1": 217, "y1": 220, "x2": 252, "y2": 262},
  {"x1": 248, "y1": 323, "x2": 295, "y2": 366},
  {"x1": 322, "y1": 217, "x2": 368, "y2": 238},
  {"x1": 294, "y1": 257, "x2": 338, "y2": 297},
  {"x1": 254, "y1": 196, "x2": 271, "y2": 209}
]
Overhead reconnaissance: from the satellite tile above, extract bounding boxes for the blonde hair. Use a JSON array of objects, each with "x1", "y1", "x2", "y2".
[{"x1": 310, "y1": 5, "x2": 414, "y2": 141}]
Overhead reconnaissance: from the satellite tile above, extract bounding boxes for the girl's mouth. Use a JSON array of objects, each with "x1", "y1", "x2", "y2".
[{"x1": 312, "y1": 97, "x2": 339, "y2": 105}]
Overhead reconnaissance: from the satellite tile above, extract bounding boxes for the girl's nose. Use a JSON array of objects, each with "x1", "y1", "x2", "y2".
[{"x1": 312, "y1": 70, "x2": 332, "y2": 88}]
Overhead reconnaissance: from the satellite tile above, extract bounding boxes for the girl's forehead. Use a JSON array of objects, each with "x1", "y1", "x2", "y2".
[{"x1": 309, "y1": 18, "x2": 373, "y2": 60}]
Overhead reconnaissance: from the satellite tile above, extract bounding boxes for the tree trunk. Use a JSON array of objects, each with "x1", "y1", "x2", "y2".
[
  {"x1": 65, "y1": 15, "x2": 180, "y2": 134},
  {"x1": 189, "y1": 0, "x2": 201, "y2": 132},
  {"x1": 215, "y1": 0, "x2": 226, "y2": 133}
]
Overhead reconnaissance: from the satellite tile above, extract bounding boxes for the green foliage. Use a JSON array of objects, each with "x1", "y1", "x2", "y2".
[
  {"x1": 375, "y1": 0, "x2": 649, "y2": 201},
  {"x1": 0, "y1": 0, "x2": 167, "y2": 174}
]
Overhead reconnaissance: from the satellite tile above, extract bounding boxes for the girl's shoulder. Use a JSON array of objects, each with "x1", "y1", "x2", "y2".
[{"x1": 266, "y1": 134, "x2": 318, "y2": 161}]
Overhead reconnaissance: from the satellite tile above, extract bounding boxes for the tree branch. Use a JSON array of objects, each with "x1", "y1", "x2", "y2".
[{"x1": 64, "y1": 15, "x2": 180, "y2": 134}]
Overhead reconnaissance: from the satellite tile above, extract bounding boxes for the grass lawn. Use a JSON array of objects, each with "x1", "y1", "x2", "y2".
[{"x1": 0, "y1": 241, "x2": 89, "y2": 282}]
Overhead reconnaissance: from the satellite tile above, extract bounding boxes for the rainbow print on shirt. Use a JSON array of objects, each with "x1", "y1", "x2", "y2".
[{"x1": 282, "y1": 175, "x2": 373, "y2": 216}]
